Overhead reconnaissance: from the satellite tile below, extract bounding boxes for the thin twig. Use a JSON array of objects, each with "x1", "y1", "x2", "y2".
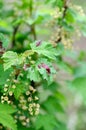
[
  {"x1": 12, "y1": 24, "x2": 20, "y2": 48},
  {"x1": 29, "y1": 0, "x2": 37, "y2": 40}
]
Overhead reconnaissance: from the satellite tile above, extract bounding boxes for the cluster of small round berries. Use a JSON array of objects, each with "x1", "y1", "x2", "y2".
[
  {"x1": 0, "y1": 71, "x2": 40, "y2": 127},
  {"x1": 49, "y1": 4, "x2": 85, "y2": 49},
  {"x1": 50, "y1": 27, "x2": 73, "y2": 49},
  {"x1": 14, "y1": 113, "x2": 30, "y2": 126},
  {"x1": 60, "y1": 28, "x2": 74, "y2": 49},
  {"x1": 45, "y1": 7, "x2": 64, "y2": 28},
  {"x1": 50, "y1": 28, "x2": 61, "y2": 45},
  {"x1": 14, "y1": 86, "x2": 40, "y2": 126},
  {"x1": 51, "y1": 7, "x2": 63, "y2": 19},
  {"x1": 69, "y1": 4, "x2": 85, "y2": 40},
  {"x1": 1, "y1": 79, "x2": 16, "y2": 104},
  {"x1": 18, "y1": 86, "x2": 40, "y2": 115},
  {"x1": 28, "y1": 102, "x2": 40, "y2": 116},
  {"x1": 47, "y1": 7, "x2": 73, "y2": 49}
]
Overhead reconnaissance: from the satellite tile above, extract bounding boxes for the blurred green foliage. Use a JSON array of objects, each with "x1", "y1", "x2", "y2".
[{"x1": 0, "y1": 0, "x2": 86, "y2": 130}]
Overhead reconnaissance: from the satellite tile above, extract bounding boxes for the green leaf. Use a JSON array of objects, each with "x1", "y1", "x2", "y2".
[
  {"x1": 56, "y1": 0, "x2": 64, "y2": 8},
  {"x1": 27, "y1": 66, "x2": 41, "y2": 82},
  {"x1": 0, "y1": 104, "x2": 17, "y2": 114},
  {"x1": 0, "y1": 33, "x2": 9, "y2": 48},
  {"x1": 34, "y1": 114, "x2": 58, "y2": 130},
  {"x1": 27, "y1": 58, "x2": 55, "y2": 82},
  {"x1": 42, "y1": 96, "x2": 64, "y2": 115},
  {"x1": 2, "y1": 51, "x2": 19, "y2": 70},
  {"x1": 70, "y1": 77, "x2": 86, "y2": 101},
  {"x1": 26, "y1": 14, "x2": 44, "y2": 25},
  {"x1": 0, "y1": 104, "x2": 17, "y2": 130},
  {"x1": 34, "y1": 14, "x2": 44, "y2": 24},
  {"x1": 0, "y1": 113, "x2": 17, "y2": 130},
  {"x1": 81, "y1": 24, "x2": 86, "y2": 36},
  {"x1": 36, "y1": 58, "x2": 56, "y2": 82},
  {"x1": 2, "y1": 51, "x2": 24, "y2": 70},
  {"x1": 14, "y1": 84, "x2": 25, "y2": 99},
  {"x1": 0, "y1": 64, "x2": 12, "y2": 85},
  {"x1": 65, "y1": 8, "x2": 77, "y2": 23},
  {"x1": 62, "y1": 20, "x2": 74, "y2": 32},
  {"x1": 57, "y1": 60, "x2": 73, "y2": 73},
  {"x1": 43, "y1": 81, "x2": 60, "y2": 91},
  {"x1": 46, "y1": 0, "x2": 64, "y2": 8},
  {"x1": 31, "y1": 41, "x2": 58, "y2": 60},
  {"x1": 73, "y1": 63, "x2": 86, "y2": 78}
]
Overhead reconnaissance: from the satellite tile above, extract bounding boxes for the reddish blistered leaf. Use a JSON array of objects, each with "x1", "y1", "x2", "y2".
[
  {"x1": 38, "y1": 63, "x2": 51, "y2": 74},
  {"x1": 23, "y1": 64, "x2": 30, "y2": 71},
  {"x1": 41, "y1": 63, "x2": 51, "y2": 74},
  {"x1": 38, "y1": 64, "x2": 41, "y2": 69},
  {"x1": 36, "y1": 40, "x2": 42, "y2": 47}
]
